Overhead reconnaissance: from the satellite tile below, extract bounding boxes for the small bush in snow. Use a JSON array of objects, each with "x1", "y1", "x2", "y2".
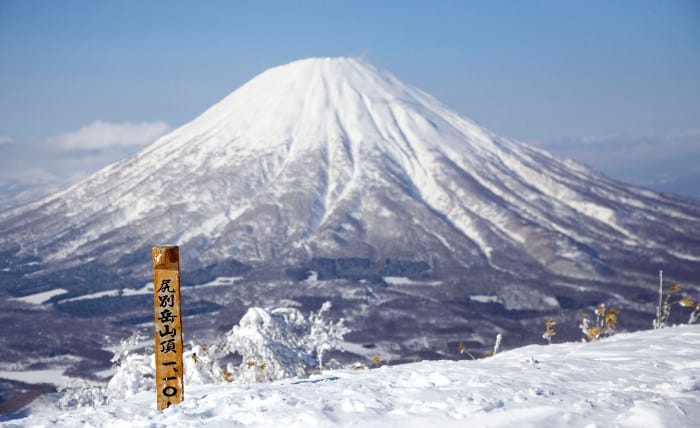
[
  {"x1": 680, "y1": 297, "x2": 700, "y2": 324},
  {"x1": 654, "y1": 282, "x2": 681, "y2": 329},
  {"x1": 542, "y1": 318, "x2": 556, "y2": 345},
  {"x1": 56, "y1": 332, "x2": 152, "y2": 409},
  {"x1": 369, "y1": 355, "x2": 382, "y2": 367},
  {"x1": 480, "y1": 333, "x2": 503, "y2": 358},
  {"x1": 106, "y1": 332, "x2": 155, "y2": 401},
  {"x1": 185, "y1": 344, "x2": 225, "y2": 385},
  {"x1": 492, "y1": 333, "x2": 503, "y2": 356},
  {"x1": 306, "y1": 301, "x2": 349, "y2": 370},
  {"x1": 579, "y1": 304, "x2": 619, "y2": 341},
  {"x1": 652, "y1": 270, "x2": 699, "y2": 327},
  {"x1": 55, "y1": 302, "x2": 348, "y2": 409},
  {"x1": 56, "y1": 380, "x2": 107, "y2": 410},
  {"x1": 106, "y1": 352, "x2": 154, "y2": 400},
  {"x1": 457, "y1": 342, "x2": 476, "y2": 360}
]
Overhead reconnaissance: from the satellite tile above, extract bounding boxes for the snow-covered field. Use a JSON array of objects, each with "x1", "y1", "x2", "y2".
[{"x1": 5, "y1": 324, "x2": 699, "y2": 427}]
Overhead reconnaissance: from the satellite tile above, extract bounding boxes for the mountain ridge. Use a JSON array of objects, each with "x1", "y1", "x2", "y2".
[{"x1": 3, "y1": 58, "x2": 698, "y2": 281}]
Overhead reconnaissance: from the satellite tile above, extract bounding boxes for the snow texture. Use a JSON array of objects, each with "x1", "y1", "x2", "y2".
[{"x1": 7, "y1": 324, "x2": 700, "y2": 427}]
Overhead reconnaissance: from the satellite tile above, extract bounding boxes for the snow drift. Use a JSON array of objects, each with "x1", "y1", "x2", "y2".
[{"x1": 9, "y1": 324, "x2": 700, "y2": 427}]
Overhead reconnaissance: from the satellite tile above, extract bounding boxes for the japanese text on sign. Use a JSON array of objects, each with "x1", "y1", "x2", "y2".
[{"x1": 152, "y1": 246, "x2": 184, "y2": 410}]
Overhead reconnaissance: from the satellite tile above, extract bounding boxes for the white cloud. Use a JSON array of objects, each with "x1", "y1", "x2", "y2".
[
  {"x1": 0, "y1": 134, "x2": 14, "y2": 145},
  {"x1": 47, "y1": 120, "x2": 171, "y2": 150},
  {"x1": 0, "y1": 121, "x2": 172, "y2": 208}
]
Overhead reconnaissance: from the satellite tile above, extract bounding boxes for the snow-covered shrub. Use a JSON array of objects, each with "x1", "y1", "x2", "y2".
[
  {"x1": 56, "y1": 332, "x2": 152, "y2": 409},
  {"x1": 676, "y1": 296, "x2": 700, "y2": 324},
  {"x1": 55, "y1": 301, "x2": 350, "y2": 410},
  {"x1": 101, "y1": 335, "x2": 228, "y2": 402},
  {"x1": 184, "y1": 344, "x2": 226, "y2": 385},
  {"x1": 457, "y1": 342, "x2": 476, "y2": 360},
  {"x1": 493, "y1": 333, "x2": 502, "y2": 355},
  {"x1": 653, "y1": 277, "x2": 700, "y2": 328},
  {"x1": 220, "y1": 307, "x2": 316, "y2": 381},
  {"x1": 56, "y1": 380, "x2": 107, "y2": 410},
  {"x1": 106, "y1": 352, "x2": 154, "y2": 400},
  {"x1": 579, "y1": 304, "x2": 619, "y2": 341},
  {"x1": 106, "y1": 331, "x2": 154, "y2": 400},
  {"x1": 479, "y1": 333, "x2": 503, "y2": 358},
  {"x1": 217, "y1": 302, "x2": 348, "y2": 382},
  {"x1": 654, "y1": 281, "x2": 681, "y2": 329},
  {"x1": 542, "y1": 318, "x2": 556, "y2": 345},
  {"x1": 677, "y1": 295, "x2": 700, "y2": 324},
  {"x1": 305, "y1": 301, "x2": 349, "y2": 370}
]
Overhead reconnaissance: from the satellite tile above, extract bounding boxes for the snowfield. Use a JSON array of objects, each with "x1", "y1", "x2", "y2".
[{"x1": 6, "y1": 325, "x2": 699, "y2": 427}]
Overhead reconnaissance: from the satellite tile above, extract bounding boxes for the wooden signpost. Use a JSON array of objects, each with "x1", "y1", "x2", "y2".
[{"x1": 152, "y1": 245, "x2": 184, "y2": 410}]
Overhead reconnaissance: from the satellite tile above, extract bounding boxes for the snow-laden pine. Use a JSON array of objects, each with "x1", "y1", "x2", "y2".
[
  {"x1": 195, "y1": 302, "x2": 349, "y2": 382},
  {"x1": 100, "y1": 303, "x2": 348, "y2": 397}
]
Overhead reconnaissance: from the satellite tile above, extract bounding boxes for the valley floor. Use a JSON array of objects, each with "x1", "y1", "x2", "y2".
[{"x1": 3, "y1": 324, "x2": 700, "y2": 427}]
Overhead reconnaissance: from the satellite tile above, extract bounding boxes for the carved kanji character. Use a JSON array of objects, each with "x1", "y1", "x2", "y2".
[
  {"x1": 158, "y1": 279, "x2": 174, "y2": 293},
  {"x1": 159, "y1": 324, "x2": 177, "y2": 338},
  {"x1": 158, "y1": 309, "x2": 177, "y2": 323},
  {"x1": 159, "y1": 294, "x2": 175, "y2": 308},
  {"x1": 160, "y1": 338, "x2": 176, "y2": 354}
]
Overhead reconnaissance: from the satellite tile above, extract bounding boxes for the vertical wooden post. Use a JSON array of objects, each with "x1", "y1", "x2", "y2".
[{"x1": 152, "y1": 246, "x2": 184, "y2": 410}]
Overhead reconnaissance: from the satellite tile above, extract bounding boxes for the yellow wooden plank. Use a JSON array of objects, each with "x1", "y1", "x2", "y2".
[{"x1": 152, "y1": 246, "x2": 184, "y2": 410}]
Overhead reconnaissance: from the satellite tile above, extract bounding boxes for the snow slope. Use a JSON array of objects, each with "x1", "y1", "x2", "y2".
[{"x1": 7, "y1": 325, "x2": 700, "y2": 427}]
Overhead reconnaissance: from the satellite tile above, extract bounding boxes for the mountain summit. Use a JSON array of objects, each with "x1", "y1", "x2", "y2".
[
  {"x1": 3, "y1": 57, "x2": 698, "y2": 281},
  {"x1": 1, "y1": 58, "x2": 700, "y2": 360}
]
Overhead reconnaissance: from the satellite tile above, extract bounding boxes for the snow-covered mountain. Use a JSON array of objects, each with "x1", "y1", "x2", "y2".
[
  {"x1": 1, "y1": 58, "x2": 700, "y2": 373},
  {"x1": 2, "y1": 57, "x2": 699, "y2": 283}
]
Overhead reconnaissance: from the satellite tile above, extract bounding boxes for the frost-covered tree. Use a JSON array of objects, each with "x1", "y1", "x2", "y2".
[
  {"x1": 304, "y1": 302, "x2": 350, "y2": 370},
  {"x1": 56, "y1": 379, "x2": 107, "y2": 410},
  {"x1": 106, "y1": 352, "x2": 154, "y2": 400},
  {"x1": 184, "y1": 344, "x2": 226, "y2": 385},
  {"x1": 106, "y1": 331, "x2": 154, "y2": 400},
  {"x1": 493, "y1": 333, "x2": 503, "y2": 355},
  {"x1": 218, "y1": 307, "x2": 313, "y2": 381},
  {"x1": 57, "y1": 301, "x2": 350, "y2": 410},
  {"x1": 217, "y1": 303, "x2": 348, "y2": 381},
  {"x1": 56, "y1": 332, "x2": 152, "y2": 408}
]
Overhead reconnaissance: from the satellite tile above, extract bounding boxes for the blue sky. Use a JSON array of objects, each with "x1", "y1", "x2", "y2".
[{"x1": 0, "y1": 0, "x2": 699, "y2": 204}]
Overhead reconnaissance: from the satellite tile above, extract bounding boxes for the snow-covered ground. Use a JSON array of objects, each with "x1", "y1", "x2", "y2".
[
  {"x1": 11, "y1": 288, "x2": 67, "y2": 305},
  {"x1": 5, "y1": 324, "x2": 699, "y2": 427}
]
